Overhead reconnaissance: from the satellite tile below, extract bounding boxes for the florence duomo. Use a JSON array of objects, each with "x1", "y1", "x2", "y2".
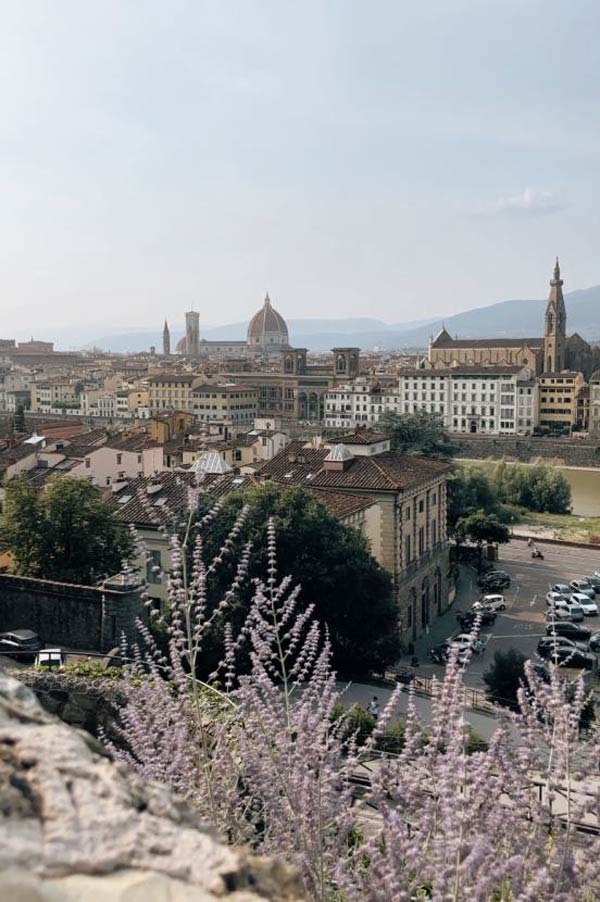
[{"x1": 166, "y1": 292, "x2": 290, "y2": 359}]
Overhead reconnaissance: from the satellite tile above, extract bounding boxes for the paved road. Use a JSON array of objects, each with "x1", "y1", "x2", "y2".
[
  {"x1": 338, "y1": 680, "x2": 501, "y2": 741},
  {"x1": 409, "y1": 539, "x2": 600, "y2": 688}
]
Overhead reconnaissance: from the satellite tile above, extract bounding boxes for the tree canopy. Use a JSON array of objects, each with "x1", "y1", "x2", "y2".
[
  {"x1": 483, "y1": 649, "x2": 527, "y2": 710},
  {"x1": 377, "y1": 410, "x2": 453, "y2": 457},
  {"x1": 2, "y1": 476, "x2": 133, "y2": 585},
  {"x1": 196, "y1": 483, "x2": 401, "y2": 676}
]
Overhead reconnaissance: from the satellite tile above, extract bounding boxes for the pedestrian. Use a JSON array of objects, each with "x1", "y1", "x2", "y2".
[
  {"x1": 527, "y1": 537, "x2": 534, "y2": 548},
  {"x1": 367, "y1": 696, "x2": 380, "y2": 720}
]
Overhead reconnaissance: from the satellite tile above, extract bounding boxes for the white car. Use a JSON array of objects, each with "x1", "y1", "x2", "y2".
[
  {"x1": 448, "y1": 633, "x2": 484, "y2": 656},
  {"x1": 474, "y1": 594, "x2": 507, "y2": 612},
  {"x1": 546, "y1": 591, "x2": 568, "y2": 606},
  {"x1": 546, "y1": 607, "x2": 572, "y2": 622},
  {"x1": 570, "y1": 592, "x2": 599, "y2": 615},
  {"x1": 548, "y1": 599, "x2": 585, "y2": 622}
]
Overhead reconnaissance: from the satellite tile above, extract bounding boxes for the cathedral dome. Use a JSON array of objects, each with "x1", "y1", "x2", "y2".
[{"x1": 247, "y1": 293, "x2": 289, "y2": 353}]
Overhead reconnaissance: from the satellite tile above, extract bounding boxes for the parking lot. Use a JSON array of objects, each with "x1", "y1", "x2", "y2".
[{"x1": 412, "y1": 540, "x2": 600, "y2": 688}]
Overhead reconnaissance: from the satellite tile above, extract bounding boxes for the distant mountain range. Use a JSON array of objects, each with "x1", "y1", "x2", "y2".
[{"x1": 70, "y1": 284, "x2": 600, "y2": 353}]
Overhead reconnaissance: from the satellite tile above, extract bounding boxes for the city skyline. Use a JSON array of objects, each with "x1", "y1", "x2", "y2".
[{"x1": 2, "y1": 2, "x2": 600, "y2": 337}]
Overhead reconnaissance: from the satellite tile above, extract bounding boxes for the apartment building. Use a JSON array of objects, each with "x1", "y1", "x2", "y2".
[
  {"x1": 324, "y1": 366, "x2": 537, "y2": 435},
  {"x1": 148, "y1": 374, "x2": 198, "y2": 412},
  {"x1": 589, "y1": 371, "x2": 600, "y2": 436},
  {"x1": 324, "y1": 380, "x2": 401, "y2": 428},
  {"x1": 190, "y1": 383, "x2": 258, "y2": 425},
  {"x1": 538, "y1": 371, "x2": 585, "y2": 431},
  {"x1": 30, "y1": 378, "x2": 79, "y2": 414}
]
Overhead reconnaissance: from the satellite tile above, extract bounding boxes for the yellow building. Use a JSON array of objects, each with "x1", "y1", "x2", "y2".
[
  {"x1": 148, "y1": 374, "x2": 197, "y2": 412},
  {"x1": 538, "y1": 372, "x2": 584, "y2": 431}
]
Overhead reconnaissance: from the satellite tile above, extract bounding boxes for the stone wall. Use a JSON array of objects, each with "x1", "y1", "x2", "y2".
[
  {"x1": 0, "y1": 573, "x2": 145, "y2": 652},
  {"x1": 449, "y1": 434, "x2": 600, "y2": 468},
  {"x1": 19, "y1": 670, "x2": 124, "y2": 743},
  {"x1": 0, "y1": 673, "x2": 303, "y2": 901}
]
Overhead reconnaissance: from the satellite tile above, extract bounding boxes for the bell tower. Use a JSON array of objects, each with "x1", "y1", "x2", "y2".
[{"x1": 543, "y1": 257, "x2": 566, "y2": 373}]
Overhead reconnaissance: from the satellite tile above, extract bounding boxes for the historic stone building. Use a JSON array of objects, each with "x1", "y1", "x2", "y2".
[
  {"x1": 257, "y1": 429, "x2": 452, "y2": 645},
  {"x1": 174, "y1": 294, "x2": 289, "y2": 359},
  {"x1": 428, "y1": 260, "x2": 595, "y2": 377}
]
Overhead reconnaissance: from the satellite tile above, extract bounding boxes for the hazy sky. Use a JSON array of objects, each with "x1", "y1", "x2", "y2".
[{"x1": 2, "y1": 1, "x2": 600, "y2": 339}]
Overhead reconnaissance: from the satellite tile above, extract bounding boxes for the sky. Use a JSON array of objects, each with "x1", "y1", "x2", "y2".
[{"x1": 2, "y1": 0, "x2": 600, "y2": 342}]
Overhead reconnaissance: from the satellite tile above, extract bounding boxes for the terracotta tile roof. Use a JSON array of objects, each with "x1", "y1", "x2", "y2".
[
  {"x1": 104, "y1": 472, "x2": 197, "y2": 528},
  {"x1": 104, "y1": 433, "x2": 160, "y2": 452},
  {"x1": 335, "y1": 428, "x2": 390, "y2": 445},
  {"x1": 306, "y1": 488, "x2": 376, "y2": 518},
  {"x1": 257, "y1": 443, "x2": 451, "y2": 492},
  {"x1": 0, "y1": 441, "x2": 38, "y2": 476},
  {"x1": 431, "y1": 336, "x2": 543, "y2": 350}
]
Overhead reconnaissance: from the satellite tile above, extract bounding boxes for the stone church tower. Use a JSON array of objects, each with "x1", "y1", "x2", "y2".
[
  {"x1": 162, "y1": 319, "x2": 170, "y2": 356},
  {"x1": 543, "y1": 257, "x2": 566, "y2": 373}
]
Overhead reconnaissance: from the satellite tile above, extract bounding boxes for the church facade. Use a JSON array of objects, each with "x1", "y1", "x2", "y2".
[{"x1": 428, "y1": 261, "x2": 596, "y2": 378}]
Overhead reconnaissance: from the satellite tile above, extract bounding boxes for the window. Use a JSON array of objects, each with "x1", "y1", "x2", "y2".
[
  {"x1": 146, "y1": 550, "x2": 162, "y2": 584},
  {"x1": 85, "y1": 459, "x2": 91, "y2": 469},
  {"x1": 404, "y1": 535, "x2": 411, "y2": 564},
  {"x1": 418, "y1": 526, "x2": 425, "y2": 555},
  {"x1": 116, "y1": 453, "x2": 122, "y2": 465},
  {"x1": 418, "y1": 499, "x2": 424, "y2": 513}
]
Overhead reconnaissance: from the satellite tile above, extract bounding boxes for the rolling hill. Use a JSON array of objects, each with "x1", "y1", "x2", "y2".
[{"x1": 74, "y1": 284, "x2": 600, "y2": 353}]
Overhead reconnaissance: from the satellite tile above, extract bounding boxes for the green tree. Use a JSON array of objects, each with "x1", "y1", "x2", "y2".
[
  {"x1": 483, "y1": 649, "x2": 527, "y2": 710},
  {"x1": 446, "y1": 466, "x2": 501, "y2": 536},
  {"x1": 493, "y1": 462, "x2": 571, "y2": 514},
  {"x1": 13, "y1": 405, "x2": 26, "y2": 434},
  {"x1": 378, "y1": 410, "x2": 453, "y2": 457},
  {"x1": 197, "y1": 483, "x2": 401, "y2": 676},
  {"x1": 455, "y1": 509, "x2": 510, "y2": 570},
  {"x1": 2, "y1": 476, "x2": 133, "y2": 585}
]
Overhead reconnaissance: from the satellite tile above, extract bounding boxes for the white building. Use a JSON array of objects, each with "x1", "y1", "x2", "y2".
[
  {"x1": 324, "y1": 367, "x2": 537, "y2": 436},
  {"x1": 324, "y1": 380, "x2": 401, "y2": 429}
]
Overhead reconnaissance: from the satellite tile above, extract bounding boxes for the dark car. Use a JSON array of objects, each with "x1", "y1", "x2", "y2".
[
  {"x1": 588, "y1": 575, "x2": 600, "y2": 591},
  {"x1": 429, "y1": 642, "x2": 450, "y2": 665},
  {"x1": 478, "y1": 570, "x2": 511, "y2": 590},
  {"x1": 589, "y1": 634, "x2": 600, "y2": 654},
  {"x1": 0, "y1": 629, "x2": 43, "y2": 663},
  {"x1": 537, "y1": 637, "x2": 588, "y2": 660},
  {"x1": 457, "y1": 609, "x2": 496, "y2": 629},
  {"x1": 545, "y1": 621, "x2": 592, "y2": 641},
  {"x1": 552, "y1": 647, "x2": 595, "y2": 670},
  {"x1": 394, "y1": 667, "x2": 417, "y2": 685}
]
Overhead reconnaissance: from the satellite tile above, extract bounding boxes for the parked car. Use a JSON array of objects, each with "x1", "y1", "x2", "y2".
[
  {"x1": 546, "y1": 621, "x2": 591, "y2": 641},
  {"x1": 569, "y1": 593, "x2": 599, "y2": 615},
  {"x1": 457, "y1": 609, "x2": 496, "y2": 629},
  {"x1": 569, "y1": 579, "x2": 596, "y2": 598},
  {"x1": 35, "y1": 648, "x2": 65, "y2": 670},
  {"x1": 448, "y1": 633, "x2": 485, "y2": 656},
  {"x1": 478, "y1": 570, "x2": 511, "y2": 590},
  {"x1": 393, "y1": 667, "x2": 417, "y2": 685},
  {"x1": 587, "y1": 575, "x2": 600, "y2": 591},
  {"x1": 551, "y1": 583, "x2": 573, "y2": 598},
  {"x1": 545, "y1": 606, "x2": 573, "y2": 621},
  {"x1": 475, "y1": 594, "x2": 507, "y2": 612},
  {"x1": 546, "y1": 591, "x2": 569, "y2": 606},
  {"x1": 537, "y1": 636, "x2": 588, "y2": 660},
  {"x1": 0, "y1": 629, "x2": 43, "y2": 663},
  {"x1": 550, "y1": 600, "x2": 584, "y2": 622},
  {"x1": 551, "y1": 647, "x2": 595, "y2": 670},
  {"x1": 589, "y1": 634, "x2": 600, "y2": 653}
]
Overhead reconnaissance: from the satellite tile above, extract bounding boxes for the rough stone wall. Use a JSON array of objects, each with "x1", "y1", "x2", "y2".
[
  {"x1": 450, "y1": 434, "x2": 600, "y2": 468},
  {"x1": 0, "y1": 573, "x2": 145, "y2": 652},
  {"x1": 0, "y1": 672, "x2": 303, "y2": 901},
  {"x1": 0, "y1": 574, "x2": 104, "y2": 649},
  {"x1": 19, "y1": 670, "x2": 124, "y2": 743}
]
